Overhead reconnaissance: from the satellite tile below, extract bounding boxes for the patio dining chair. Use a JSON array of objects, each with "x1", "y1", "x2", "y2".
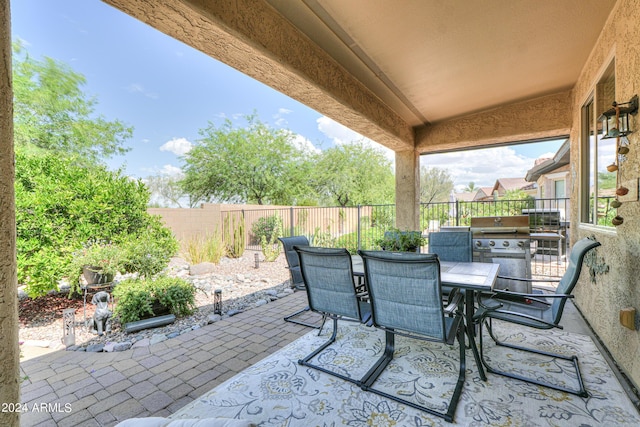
[
  {"x1": 278, "y1": 236, "x2": 322, "y2": 328},
  {"x1": 294, "y1": 246, "x2": 373, "y2": 385},
  {"x1": 428, "y1": 230, "x2": 472, "y2": 302},
  {"x1": 473, "y1": 237, "x2": 601, "y2": 397},
  {"x1": 357, "y1": 250, "x2": 466, "y2": 422}
]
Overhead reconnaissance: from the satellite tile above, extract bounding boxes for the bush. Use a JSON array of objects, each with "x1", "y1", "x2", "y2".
[
  {"x1": 113, "y1": 276, "x2": 196, "y2": 324},
  {"x1": 121, "y1": 222, "x2": 179, "y2": 278},
  {"x1": 182, "y1": 231, "x2": 226, "y2": 264},
  {"x1": 251, "y1": 214, "x2": 282, "y2": 244},
  {"x1": 15, "y1": 147, "x2": 178, "y2": 297}
]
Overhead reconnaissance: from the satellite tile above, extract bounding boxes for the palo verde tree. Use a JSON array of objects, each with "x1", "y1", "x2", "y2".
[
  {"x1": 12, "y1": 41, "x2": 132, "y2": 162},
  {"x1": 420, "y1": 166, "x2": 454, "y2": 203},
  {"x1": 181, "y1": 114, "x2": 313, "y2": 205},
  {"x1": 311, "y1": 140, "x2": 394, "y2": 207}
]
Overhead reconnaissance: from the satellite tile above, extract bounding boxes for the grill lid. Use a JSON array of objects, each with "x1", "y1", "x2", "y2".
[{"x1": 470, "y1": 216, "x2": 530, "y2": 237}]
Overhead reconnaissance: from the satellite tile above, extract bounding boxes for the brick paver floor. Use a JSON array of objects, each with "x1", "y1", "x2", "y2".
[{"x1": 19, "y1": 291, "x2": 320, "y2": 427}]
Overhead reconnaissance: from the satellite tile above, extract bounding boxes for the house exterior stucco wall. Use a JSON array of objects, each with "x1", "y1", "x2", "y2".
[{"x1": 570, "y1": 0, "x2": 640, "y2": 389}]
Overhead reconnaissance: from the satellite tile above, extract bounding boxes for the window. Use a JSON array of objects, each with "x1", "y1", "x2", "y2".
[
  {"x1": 555, "y1": 180, "x2": 565, "y2": 198},
  {"x1": 581, "y1": 62, "x2": 616, "y2": 226}
]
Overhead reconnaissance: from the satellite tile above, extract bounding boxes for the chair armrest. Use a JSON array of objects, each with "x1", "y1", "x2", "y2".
[
  {"x1": 444, "y1": 289, "x2": 464, "y2": 316},
  {"x1": 492, "y1": 289, "x2": 573, "y2": 300},
  {"x1": 480, "y1": 308, "x2": 561, "y2": 329},
  {"x1": 497, "y1": 275, "x2": 561, "y2": 283}
]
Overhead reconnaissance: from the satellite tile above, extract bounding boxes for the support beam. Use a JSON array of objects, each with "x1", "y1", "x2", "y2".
[
  {"x1": 0, "y1": 0, "x2": 20, "y2": 425},
  {"x1": 102, "y1": 0, "x2": 415, "y2": 152},
  {"x1": 416, "y1": 90, "x2": 573, "y2": 153},
  {"x1": 395, "y1": 150, "x2": 420, "y2": 231}
]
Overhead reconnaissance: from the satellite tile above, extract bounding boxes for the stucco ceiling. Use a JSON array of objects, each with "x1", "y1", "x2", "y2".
[{"x1": 265, "y1": 0, "x2": 616, "y2": 126}]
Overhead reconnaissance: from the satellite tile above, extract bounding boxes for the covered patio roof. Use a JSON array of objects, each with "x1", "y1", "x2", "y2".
[{"x1": 102, "y1": 0, "x2": 616, "y2": 153}]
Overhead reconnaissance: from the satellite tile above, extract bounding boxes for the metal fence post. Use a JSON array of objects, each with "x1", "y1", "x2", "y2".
[
  {"x1": 357, "y1": 205, "x2": 361, "y2": 250},
  {"x1": 290, "y1": 207, "x2": 295, "y2": 237}
]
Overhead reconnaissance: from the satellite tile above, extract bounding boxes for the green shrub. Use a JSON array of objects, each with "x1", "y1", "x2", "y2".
[
  {"x1": 261, "y1": 220, "x2": 281, "y2": 262},
  {"x1": 251, "y1": 214, "x2": 282, "y2": 244},
  {"x1": 14, "y1": 147, "x2": 178, "y2": 297},
  {"x1": 121, "y1": 222, "x2": 179, "y2": 278},
  {"x1": 182, "y1": 231, "x2": 226, "y2": 264},
  {"x1": 113, "y1": 276, "x2": 196, "y2": 324}
]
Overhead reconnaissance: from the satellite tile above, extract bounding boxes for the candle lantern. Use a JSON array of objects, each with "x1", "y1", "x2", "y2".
[{"x1": 214, "y1": 289, "x2": 222, "y2": 315}]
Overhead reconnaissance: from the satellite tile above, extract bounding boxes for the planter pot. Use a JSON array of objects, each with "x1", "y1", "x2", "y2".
[
  {"x1": 143, "y1": 301, "x2": 171, "y2": 319},
  {"x1": 82, "y1": 266, "x2": 114, "y2": 285}
]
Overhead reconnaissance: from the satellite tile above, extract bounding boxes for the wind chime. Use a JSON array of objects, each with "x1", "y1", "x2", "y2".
[{"x1": 600, "y1": 95, "x2": 638, "y2": 226}]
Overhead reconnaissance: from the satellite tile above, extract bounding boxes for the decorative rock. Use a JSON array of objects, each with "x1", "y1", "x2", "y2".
[
  {"x1": 191, "y1": 324, "x2": 201, "y2": 330},
  {"x1": 103, "y1": 342, "x2": 116, "y2": 352},
  {"x1": 167, "y1": 332, "x2": 180, "y2": 339},
  {"x1": 149, "y1": 334, "x2": 168, "y2": 345},
  {"x1": 66, "y1": 345, "x2": 80, "y2": 352},
  {"x1": 227, "y1": 309, "x2": 241, "y2": 317},
  {"x1": 265, "y1": 289, "x2": 278, "y2": 297},
  {"x1": 207, "y1": 314, "x2": 222, "y2": 323},
  {"x1": 86, "y1": 344, "x2": 105, "y2": 352},
  {"x1": 255, "y1": 299, "x2": 268, "y2": 307},
  {"x1": 114, "y1": 342, "x2": 132, "y2": 351},
  {"x1": 189, "y1": 262, "x2": 216, "y2": 276}
]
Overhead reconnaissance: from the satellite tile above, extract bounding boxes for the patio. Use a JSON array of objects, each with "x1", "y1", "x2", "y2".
[{"x1": 19, "y1": 288, "x2": 640, "y2": 426}]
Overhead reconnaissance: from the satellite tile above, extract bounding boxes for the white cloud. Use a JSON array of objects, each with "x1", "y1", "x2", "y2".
[
  {"x1": 126, "y1": 83, "x2": 159, "y2": 99},
  {"x1": 288, "y1": 132, "x2": 321, "y2": 155},
  {"x1": 422, "y1": 146, "x2": 538, "y2": 189},
  {"x1": 316, "y1": 116, "x2": 395, "y2": 160},
  {"x1": 160, "y1": 137, "x2": 193, "y2": 156},
  {"x1": 159, "y1": 164, "x2": 184, "y2": 178}
]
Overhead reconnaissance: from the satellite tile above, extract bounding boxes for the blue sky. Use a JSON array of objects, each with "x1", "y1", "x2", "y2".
[{"x1": 11, "y1": 0, "x2": 563, "y2": 193}]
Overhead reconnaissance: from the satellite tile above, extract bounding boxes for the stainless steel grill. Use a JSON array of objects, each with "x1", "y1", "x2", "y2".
[{"x1": 470, "y1": 216, "x2": 533, "y2": 293}]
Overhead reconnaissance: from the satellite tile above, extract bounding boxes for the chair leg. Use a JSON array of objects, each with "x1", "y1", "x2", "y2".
[
  {"x1": 479, "y1": 318, "x2": 588, "y2": 398},
  {"x1": 361, "y1": 326, "x2": 466, "y2": 423},
  {"x1": 284, "y1": 305, "x2": 323, "y2": 329},
  {"x1": 298, "y1": 318, "x2": 363, "y2": 386}
]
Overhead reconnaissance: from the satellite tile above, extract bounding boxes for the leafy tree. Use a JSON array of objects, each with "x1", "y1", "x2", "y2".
[
  {"x1": 15, "y1": 147, "x2": 177, "y2": 296},
  {"x1": 145, "y1": 174, "x2": 194, "y2": 208},
  {"x1": 12, "y1": 41, "x2": 132, "y2": 162},
  {"x1": 311, "y1": 141, "x2": 394, "y2": 206},
  {"x1": 181, "y1": 115, "x2": 313, "y2": 205},
  {"x1": 420, "y1": 166, "x2": 454, "y2": 203}
]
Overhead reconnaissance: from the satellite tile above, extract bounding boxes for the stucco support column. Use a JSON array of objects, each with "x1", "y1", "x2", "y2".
[
  {"x1": 0, "y1": 1, "x2": 20, "y2": 426},
  {"x1": 395, "y1": 150, "x2": 420, "y2": 231}
]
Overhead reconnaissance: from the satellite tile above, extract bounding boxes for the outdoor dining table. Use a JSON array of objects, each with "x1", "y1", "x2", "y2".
[{"x1": 351, "y1": 255, "x2": 500, "y2": 381}]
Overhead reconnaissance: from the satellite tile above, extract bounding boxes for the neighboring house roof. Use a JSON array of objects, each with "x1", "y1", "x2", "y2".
[
  {"x1": 525, "y1": 139, "x2": 570, "y2": 182},
  {"x1": 474, "y1": 187, "x2": 495, "y2": 200},
  {"x1": 493, "y1": 177, "x2": 532, "y2": 193}
]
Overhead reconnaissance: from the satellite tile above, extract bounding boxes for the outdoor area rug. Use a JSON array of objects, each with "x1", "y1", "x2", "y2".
[{"x1": 170, "y1": 320, "x2": 640, "y2": 426}]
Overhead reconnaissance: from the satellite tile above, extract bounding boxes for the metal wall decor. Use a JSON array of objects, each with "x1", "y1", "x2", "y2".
[{"x1": 600, "y1": 95, "x2": 638, "y2": 226}]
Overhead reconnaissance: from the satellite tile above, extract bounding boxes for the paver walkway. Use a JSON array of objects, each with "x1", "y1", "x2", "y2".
[{"x1": 19, "y1": 291, "x2": 319, "y2": 427}]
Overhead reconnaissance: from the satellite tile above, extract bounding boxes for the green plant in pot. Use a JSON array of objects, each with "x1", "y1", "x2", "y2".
[
  {"x1": 72, "y1": 242, "x2": 125, "y2": 287},
  {"x1": 376, "y1": 228, "x2": 425, "y2": 252}
]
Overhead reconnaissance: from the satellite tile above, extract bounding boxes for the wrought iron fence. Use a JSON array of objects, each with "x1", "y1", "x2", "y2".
[{"x1": 224, "y1": 198, "x2": 570, "y2": 277}]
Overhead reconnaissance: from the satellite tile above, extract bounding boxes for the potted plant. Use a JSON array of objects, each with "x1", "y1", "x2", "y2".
[
  {"x1": 376, "y1": 228, "x2": 425, "y2": 252},
  {"x1": 72, "y1": 242, "x2": 125, "y2": 286}
]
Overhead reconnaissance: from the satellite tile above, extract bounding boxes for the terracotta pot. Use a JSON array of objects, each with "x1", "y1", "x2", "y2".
[
  {"x1": 616, "y1": 186, "x2": 629, "y2": 196},
  {"x1": 618, "y1": 146, "x2": 630, "y2": 155},
  {"x1": 607, "y1": 163, "x2": 618, "y2": 172},
  {"x1": 610, "y1": 199, "x2": 622, "y2": 208},
  {"x1": 612, "y1": 216, "x2": 624, "y2": 226}
]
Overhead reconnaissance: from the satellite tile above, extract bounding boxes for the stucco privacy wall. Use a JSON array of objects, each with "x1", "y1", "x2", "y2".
[{"x1": 570, "y1": 0, "x2": 640, "y2": 389}]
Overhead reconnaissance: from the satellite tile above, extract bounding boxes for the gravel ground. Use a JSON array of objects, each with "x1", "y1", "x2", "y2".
[{"x1": 18, "y1": 252, "x2": 291, "y2": 350}]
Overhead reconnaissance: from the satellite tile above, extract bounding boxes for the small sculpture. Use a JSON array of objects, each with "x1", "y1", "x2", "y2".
[{"x1": 91, "y1": 291, "x2": 112, "y2": 336}]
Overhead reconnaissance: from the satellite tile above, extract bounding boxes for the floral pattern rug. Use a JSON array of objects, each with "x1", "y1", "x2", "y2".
[{"x1": 171, "y1": 320, "x2": 640, "y2": 426}]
